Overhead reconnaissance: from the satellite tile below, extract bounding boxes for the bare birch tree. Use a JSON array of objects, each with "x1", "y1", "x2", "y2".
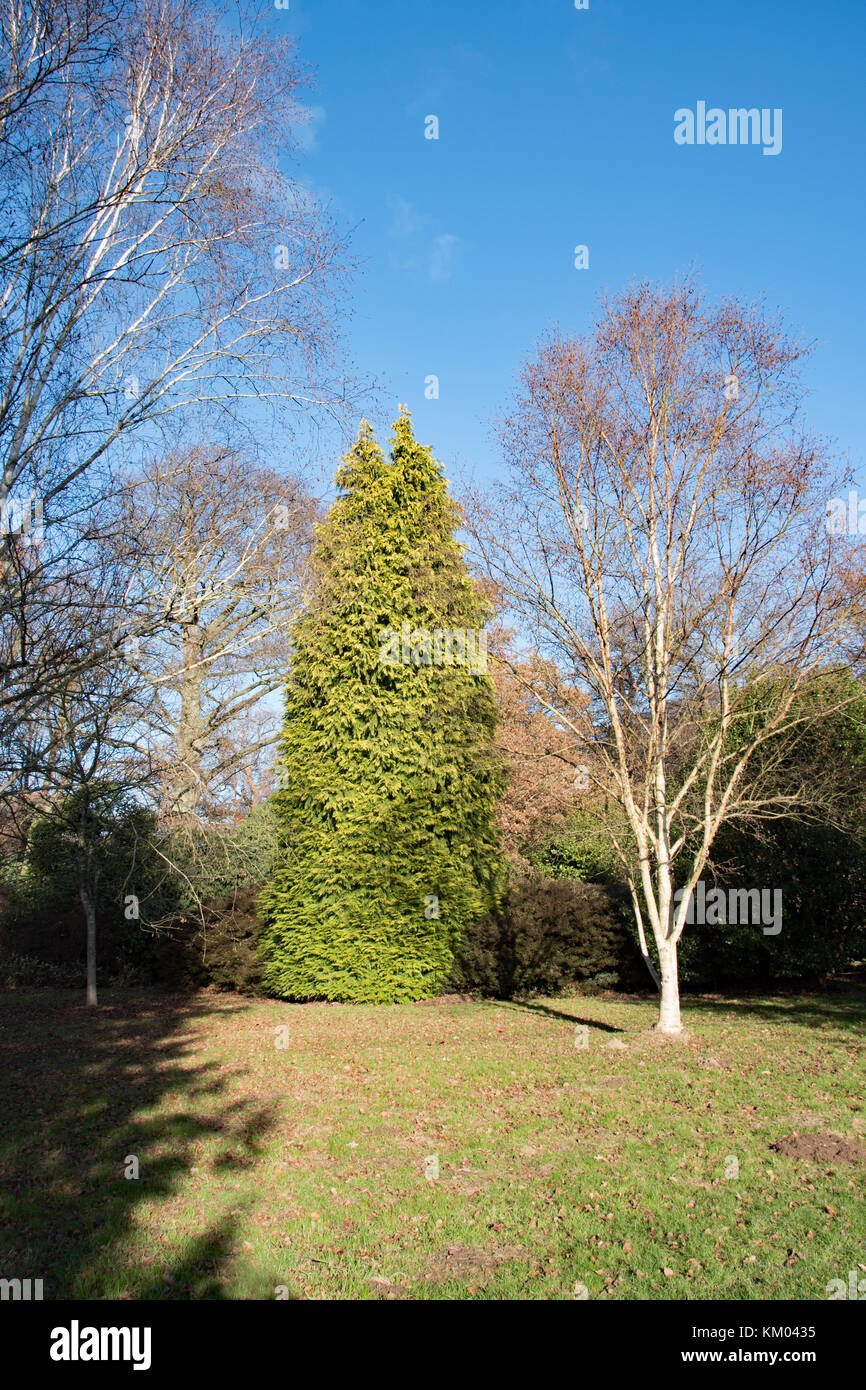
[
  {"x1": 0, "y1": 0, "x2": 352, "y2": 763},
  {"x1": 473, "y1": 280, "x2": 862, "y2": 1033}
]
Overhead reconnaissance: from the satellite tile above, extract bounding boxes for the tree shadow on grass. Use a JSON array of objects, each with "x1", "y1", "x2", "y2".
[
  {"x1": 677, "y1": 990, "x2": 866, "y2": 1034},
  {"x1": 496, "y1": 990, "x2": 866, "y2": 1038},
  {"x1": 494, "y1": 998, "x2": 625, "y2": 1033},
  {"x1": 0, "y1": 990, "x2": 297, "y2": 1300}
]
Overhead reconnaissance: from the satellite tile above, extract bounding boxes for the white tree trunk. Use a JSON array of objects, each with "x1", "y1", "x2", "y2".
[{"x1": 656, "y1": 936, "x2": 681, "y2": 1033}]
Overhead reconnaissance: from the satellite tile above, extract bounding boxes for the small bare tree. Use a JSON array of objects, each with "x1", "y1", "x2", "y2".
[
  {"x1": 474, "y1": 280, "x2": 862, "y2": 1033},
  {"x1": 9, "y1": 643, "x2": 155, "y2": 1006}
]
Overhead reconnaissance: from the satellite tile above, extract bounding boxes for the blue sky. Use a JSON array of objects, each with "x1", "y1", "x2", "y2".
[{"x1": 267, "y1": 0, "x2": 866, "y2": 490}]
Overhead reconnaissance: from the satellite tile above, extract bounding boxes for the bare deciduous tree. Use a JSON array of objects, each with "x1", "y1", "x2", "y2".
[
  {"x1": 0, "y1": 0, "x2": 353, "y2": 766},
  {"x1": 474, "y1": 280, "x2": 862, "y2": 1033},
  {"x1": 8, "y1": 640, "x2": 155, "y2": 1005},
  {"x1": 116, "y1": 444, "x2": 317, "y2": 819}
]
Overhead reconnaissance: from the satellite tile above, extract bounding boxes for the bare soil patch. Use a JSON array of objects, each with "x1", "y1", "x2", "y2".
[
  {"x1": 771, "y1": 1133, "x2": 866, "y2": 1165},
  {"x1": 425, "y1": 1243, "x2": 526, "y2": 1283}
]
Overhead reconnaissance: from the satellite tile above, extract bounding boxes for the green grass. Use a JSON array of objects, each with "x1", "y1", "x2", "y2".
[{"x1": 0, "y1": 988, "x2": 863, "y2": 1300}]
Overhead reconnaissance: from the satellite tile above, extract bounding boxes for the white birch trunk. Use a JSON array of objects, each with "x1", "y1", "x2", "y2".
[{"x1": 656, "y1": 936, "x2": 681, "y2": 1033}]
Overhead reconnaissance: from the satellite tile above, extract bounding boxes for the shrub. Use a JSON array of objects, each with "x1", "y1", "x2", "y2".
[
  {"x1": 0, "y1": 954, "x2": 83, "y2": 989},
  {"x1": 678, "y1": 815, "x2": 866, "y2": 987},
  {"x1": 0, "y1": 803, "x2": 278, "y2": 992},
  {"x1": 450, "y1": 873, "x2": 642, "y2": 998},
  {"x1": 149, "y1": 886, "x2": 265, "y2": 993},
  {"x1": 154, "y1": 802, "x2": 279, "y2": 919},
  {"x1": 529, "y1": 806, "x2": 629, "y2": 886},
  {"x1": 677, "y1": 667, "x2": 866, "y2": 987}
]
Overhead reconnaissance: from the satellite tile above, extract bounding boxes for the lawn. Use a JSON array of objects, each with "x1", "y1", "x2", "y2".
[{"x1": 0, "y1": 988, "x2": 863, "y2": 1300}]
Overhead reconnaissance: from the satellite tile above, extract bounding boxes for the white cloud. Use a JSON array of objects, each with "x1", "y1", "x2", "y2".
[
  {"x1": 430, "y1": 233, "x2": 460, "y2": 283},
  {"x1": 385, "y1": 196, "x2": 460, "y2": 283},
  {"x1": 386, "y1": 193, "x2": 427, "y2": 239}
]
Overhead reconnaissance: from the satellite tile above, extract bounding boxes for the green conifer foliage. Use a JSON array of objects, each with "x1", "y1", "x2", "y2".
[{"x1": 259, "y1": 410, "x2": 505, "y2": 1002}]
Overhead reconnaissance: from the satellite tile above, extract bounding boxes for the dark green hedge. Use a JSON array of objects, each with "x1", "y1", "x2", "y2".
[{"x1": 449, "y1": 873, "x2": 644, "y2": 998}]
